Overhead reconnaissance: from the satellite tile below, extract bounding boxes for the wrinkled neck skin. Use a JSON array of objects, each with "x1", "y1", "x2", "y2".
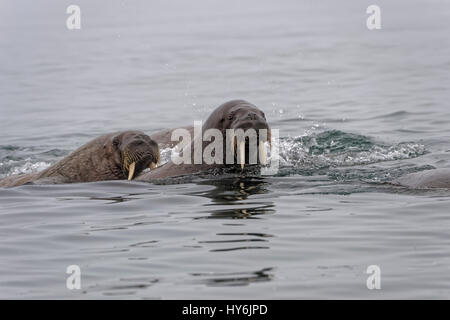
[
  {"x1": 137, "y1": 100, "x2": 270, "y2": 182},
  {"x1": 37, "y1": 133, "x2": 123, "y2": 183},
  {"x1": 0, "y1": 133, "x2": 123, "y2": 187}
]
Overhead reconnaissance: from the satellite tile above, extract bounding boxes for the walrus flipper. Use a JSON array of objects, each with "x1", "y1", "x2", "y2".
[
  {"x1": 27, "y1": 175, "x2": 71, "y2": 185},
  {"x1": 0, "y1": 173, "x2": 37, "y2": 188}
]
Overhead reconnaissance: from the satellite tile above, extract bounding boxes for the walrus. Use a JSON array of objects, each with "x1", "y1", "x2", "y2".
[
  {"x1": 393, "y1": 168, "x2": 450, "y2": 189},
  {"x1": 0, "y1": 131, "x2": 160, "y2": 187},
  {"x1": 137, "y1": 100, "x2": 271, "y2": 181}
]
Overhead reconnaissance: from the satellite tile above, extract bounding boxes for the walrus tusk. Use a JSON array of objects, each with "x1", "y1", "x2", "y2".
[
  {"x1": 240, "y1": 141, "x2": 245, "y2": 169},
  {"x1": 259, "y1": 141, "x2": 267, "y2": 165},
  {"x1": 128, "y1": 162, "x2": 136, "y2": 180},
  {"x1": 231, "y1": 136, "x2": 236, "y2": 159},
  {"x1": 150, "y1": 162, "x2": 157, "y2": 170}
]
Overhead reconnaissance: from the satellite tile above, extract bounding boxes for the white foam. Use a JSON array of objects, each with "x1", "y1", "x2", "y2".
[
  {"x1": 0, "y1": 158, "x2": 51, "y2": 178},
  {"x1": 277, "y1": 138, "x2": 426, "y2": 169},
  {"x1": 159, "y1": 147, "x2": 173, "y2": 165}
]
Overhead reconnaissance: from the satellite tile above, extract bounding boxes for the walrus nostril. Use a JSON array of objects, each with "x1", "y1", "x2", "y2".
[{"x1": 247, "y1": 113, "x2": 257, "y2": 120}]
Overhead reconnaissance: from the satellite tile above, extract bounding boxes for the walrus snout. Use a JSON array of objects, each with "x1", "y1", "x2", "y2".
[
  {"x1": 233, "y1": 119, "x2": 269, "y2": 132},
  {"x1": 230, "y1": 114, "x2": 270, "y2": 169},
  {"x1": 121, "y1": 135, "x2": 160, "y2": 180}
]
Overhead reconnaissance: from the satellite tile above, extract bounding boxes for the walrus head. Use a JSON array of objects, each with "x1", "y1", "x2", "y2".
[
  {"x1": 106, "y1": 131, "x2": 160, "y2": 180},
  {"x1": 204, "y1": 100, "x2": 271, "y2": 168}
]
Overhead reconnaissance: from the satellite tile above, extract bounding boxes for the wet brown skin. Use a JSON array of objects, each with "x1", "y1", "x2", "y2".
[
  {"x1": 0, "y1": 131, "x2": 160, "y2": 187},
  {"x1": 392, "y1": 168, "x2": 450, "y2": 189},
  {"x1": 137, "y1": 100, "x2": 271, "y2": 181}
]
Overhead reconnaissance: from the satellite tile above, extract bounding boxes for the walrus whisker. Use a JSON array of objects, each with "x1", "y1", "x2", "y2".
[
  {"x1": 123, "y1": 148, "x2": 159, "y2": 178},
  {"x1": 232, "y1": 135, "x2": 237, "y2": 164}
]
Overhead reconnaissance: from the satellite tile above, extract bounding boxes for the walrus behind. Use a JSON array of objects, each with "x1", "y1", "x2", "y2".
[
  {"x1": 0, "y1": 131, "x2": 160, "y2": 188},
  {"x1": 393, "y1": 168, "x2": 450, "y2": 189}
]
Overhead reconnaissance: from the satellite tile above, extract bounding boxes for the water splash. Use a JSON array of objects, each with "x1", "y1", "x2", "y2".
[
  {"x1": 0, "y1": 146, "x2": 67, "y2": 178},
  {"x1": 277, "y1": 130, "x2": 427, "y2": 170},
  {"x1": 0, "y1": 158, "x2": 51, "y2": 178},
  {"x1": 0, "y1": 130, "x2": 427, "y2": 181},
  {"x1": 159, "y1": 147, "x2": 173, "y2": 165}
]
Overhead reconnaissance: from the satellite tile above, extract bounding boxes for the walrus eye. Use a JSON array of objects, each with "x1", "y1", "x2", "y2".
[{"x1": 112, "y1": 137, "x2": 120, "y2": 148}]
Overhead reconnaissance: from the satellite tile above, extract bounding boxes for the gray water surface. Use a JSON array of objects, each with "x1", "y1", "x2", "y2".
[{"x1": 1, "y1": 0, "x2": 450, "y2": 299}]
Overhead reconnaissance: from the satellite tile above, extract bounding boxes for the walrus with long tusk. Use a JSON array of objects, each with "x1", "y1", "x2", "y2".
[
  {"x1": 392, "y1": 168, "x2": 450, "y2": 189},
  {"x1": 0, "y1": 131, "x2": 160, "y2": 187},
  {"x1": 137, "y1": 100, "x2": 271, "y2": 181}
]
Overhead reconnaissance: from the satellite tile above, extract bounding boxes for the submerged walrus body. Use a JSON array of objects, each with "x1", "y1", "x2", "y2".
[
  {"x1": 393, "y1": 169, "x2": 450, "y2": 189},
  {"x1": 150, "y1": 125, "x2": 194, "y2": 149},
  {"x1": 0, "y1": 131, "x2": 160, "y2": 187},
  {"x1": 138, "y1": 100, "x2": 271, "y2": 181}
]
